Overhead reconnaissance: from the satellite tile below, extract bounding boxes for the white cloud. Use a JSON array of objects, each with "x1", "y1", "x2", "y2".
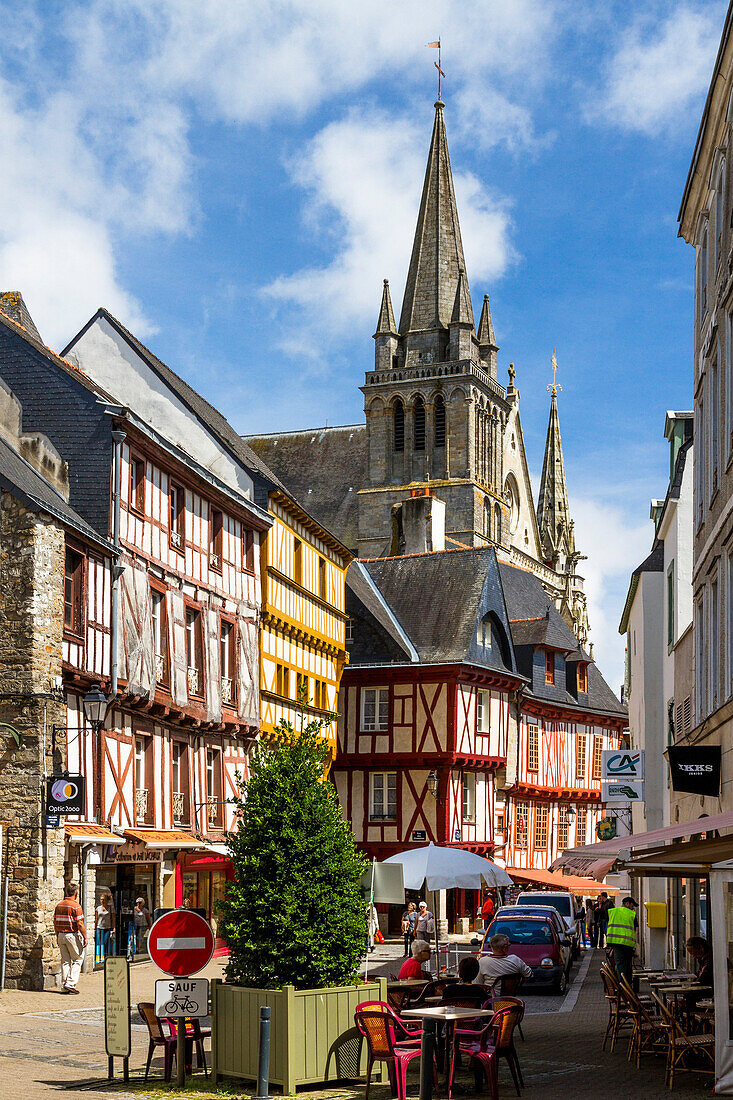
[
  {"x1": 570, "y1": 495, "x2": 651, "y2": 693},
  {"x1": 593, "y1": 4, "x2": 723, "y2": 134},
  {"x1": 263, "y1": 110, "x2": 514, "y2": 346}
]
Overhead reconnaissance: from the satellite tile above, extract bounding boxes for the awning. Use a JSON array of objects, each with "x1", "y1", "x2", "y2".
[
  {"x1": 65, "y1": 823, "x2": 125, "y2": 846},
  {"x1": 623, "y1": 836, "x2": 733, "y2": 877},
  {"x1": 507, "y1": 866, "x2": 620, "y2": 896},
  {"x1": 123, "y1": 829, "x2": 205, "y2": 850},
  {"x1": 550, "y1": 808, "x2": 733, "y2": 879}
]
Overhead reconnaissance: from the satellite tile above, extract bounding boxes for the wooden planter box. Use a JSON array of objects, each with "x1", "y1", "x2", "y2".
[{"x1": 211, "y1": 976, "x2": 388, "y2": 1092}]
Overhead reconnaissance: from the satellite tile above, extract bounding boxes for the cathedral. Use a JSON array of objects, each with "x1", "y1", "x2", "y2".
[{"x1": 247, "y1": 99, "x2": 589, "y2": 647}]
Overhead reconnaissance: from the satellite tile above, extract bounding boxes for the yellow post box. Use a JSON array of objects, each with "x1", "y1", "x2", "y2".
[{"x1": 645, "y1": 901, "x2": 668, "y2": 929}]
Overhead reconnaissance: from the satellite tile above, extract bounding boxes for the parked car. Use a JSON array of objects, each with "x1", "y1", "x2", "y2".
[
  {"x1": 514, "y1": 891, "x2": 581, "y2": 958},
  {"x1": 480, "y1": 915, "x2": 572, "y2": 995},
  {"x1": 492, "y1": 905, "x2": 572, "y2": 970}
]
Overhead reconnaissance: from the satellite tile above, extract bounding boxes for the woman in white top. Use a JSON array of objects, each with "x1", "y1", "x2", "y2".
[{"x1": 94, "y1": 893, "x2": 115, "y2": 962}]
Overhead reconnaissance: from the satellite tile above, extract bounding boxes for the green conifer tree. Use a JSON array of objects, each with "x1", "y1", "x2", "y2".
[{"x1": 221, "y1": 714, "x2": 368, "y2": 989}]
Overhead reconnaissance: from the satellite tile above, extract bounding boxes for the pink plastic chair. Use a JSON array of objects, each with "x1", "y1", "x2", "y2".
[{"x1": 355, "y1": 1003, "x2": 439, "y2": 1100}]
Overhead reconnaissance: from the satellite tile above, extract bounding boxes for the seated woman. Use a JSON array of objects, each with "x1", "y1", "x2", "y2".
[
  {"x1": 441, "y1": 955, "x2": 486, "y2": 1004},
  {"x1": 398, "y1": 940, "x2": 432, "y2": 981}
]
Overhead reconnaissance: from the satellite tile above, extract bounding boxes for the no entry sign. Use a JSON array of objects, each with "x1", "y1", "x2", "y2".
[{"x1": 148, "y1": 910, "x2": 214, "y2": 977}]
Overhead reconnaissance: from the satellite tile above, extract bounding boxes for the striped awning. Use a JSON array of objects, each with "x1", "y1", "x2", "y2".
[{"x1": 123, "y1": 829, "x2": 205, "y2": 850}]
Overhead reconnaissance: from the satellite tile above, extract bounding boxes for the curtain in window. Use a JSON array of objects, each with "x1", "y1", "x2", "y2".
[
  {"x1": 203, "y1": 607, "x2": 222, "y2": 724},
  {"x1": 237, "y1": 599, "x2": 260, "y2": 727}
]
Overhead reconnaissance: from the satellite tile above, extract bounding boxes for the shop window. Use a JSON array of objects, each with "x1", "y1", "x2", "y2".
[
  {"x1": 361, "y1": 687, "x2": 389, "y2": 731},
  {"x1": 545, "y1": 650, "x2": 555, "y2": 685},
  {"x1": 185, "y1": 608, "x2": 204, "y2": 698},
  {"x1": 462, "y1": 772, "x2": 476, "y2": 822},
  {"x1": 130, "y1": 454, "x2": 146, "y2": 515},
  {"x1": 514, "y1": 801, "x2": 528, "y2": 849},
  {"x1": 220, "y1": 619, "x2": 236, "y2": 707},
  {"x1": 64, "y1": 548, "x2": 84, "y2": 636},
  {"x1": 210, "y1": 509, "x2": 223, "y2": 572},
  {"x1": 370, "y1": 772, "x2": 397, "y2": 821},
  {"x1": 170, "y1": 482, "x2": 185, "y2": 551},
  {"x1": 527, "y1": 724, "x2": 539, "y2": 772},
  {"x1": 534, "y1": 804, "x2": 548, "y2": 850},
  {"x1": 171, "y1": 740, "x2": 190, "y2": 825}
]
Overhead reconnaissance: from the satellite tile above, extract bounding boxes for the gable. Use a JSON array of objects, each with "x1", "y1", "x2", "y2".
[
  {"x1": 466, "y1": 550, "x2": 517, "y2": 674},
  {"x1": 64, "y1": 316, "x2": 254, "y2": 501}
]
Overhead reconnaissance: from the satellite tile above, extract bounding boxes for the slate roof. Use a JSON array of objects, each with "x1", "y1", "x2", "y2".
[
  {"x1": 244, "y1": 424, "x2": 367, "y2": 551},
  {"x1": 361, "y1": 547, "x2": 514, "y2": 673},
  {"x1": 346, "y1": 561, "x2": 417, "y2": 661},
  {"x1": 499, "y1": 560, "x2": 625, "y2": 716},
  {"x1": 62, "y1": 310, "x2": 286, "y2": 496},
  {"x1": 0, "y1": 435, "x2": 109, "y2": 548}
]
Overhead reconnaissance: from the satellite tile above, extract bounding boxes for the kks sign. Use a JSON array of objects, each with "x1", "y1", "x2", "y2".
[
  {"x1": 45, "y1": 774, "x2": 85, "y2": 816},
  {"x1": 602, "y1": 750, "x2": 644, "y2": 782},
  {"x1": 667, "y1": 746, "x2": 721, "y2": 797}
]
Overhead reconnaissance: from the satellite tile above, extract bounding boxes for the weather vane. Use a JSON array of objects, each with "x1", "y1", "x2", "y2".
[
  {"x1": 427, "y1": 40, "x2": 444, "y2": 100},
  {"x1": 548, "y1": 350, "x2": 562, "y2": 396}
]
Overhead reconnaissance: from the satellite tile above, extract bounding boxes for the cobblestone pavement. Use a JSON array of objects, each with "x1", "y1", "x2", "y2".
[{"x1": 0, "y1": 947, "x2": 716, "y2": 1098}]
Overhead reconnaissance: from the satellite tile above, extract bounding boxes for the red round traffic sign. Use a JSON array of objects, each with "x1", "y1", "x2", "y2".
[{"x1": 148, "y1": 910, "x2": 215, "y2": 977}]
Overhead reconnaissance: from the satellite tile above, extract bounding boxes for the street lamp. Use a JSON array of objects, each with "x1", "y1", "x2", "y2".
[
  {"x1": 426, "y1": 769, "x2": 439, "y2": 800},
  {"x1": 564, "y1": 805, "x2": 576, "y2": 818},
  {"x1": 82, "y1": 683, "x2": 108, "y2": 732}
]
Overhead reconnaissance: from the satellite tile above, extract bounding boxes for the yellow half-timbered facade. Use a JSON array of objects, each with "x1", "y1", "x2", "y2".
[{"x1": 259, "y1": 489, "x2": 352, "y2": 757}]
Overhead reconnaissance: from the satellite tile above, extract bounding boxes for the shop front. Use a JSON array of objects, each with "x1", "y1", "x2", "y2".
[{"x1": 177, "y1": 848, "x2": 233, "y2": 954}]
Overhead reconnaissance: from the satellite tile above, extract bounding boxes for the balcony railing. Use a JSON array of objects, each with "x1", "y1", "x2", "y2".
[
  {"x1": 135, "y1": 787, "x2": 148, "y2": 822},
  {"x1": 221, "y1": 676, "x2": 233, "y2": 705},
  {"x1": 207, "y1": 797, "x2": 220, "y2": 822},
  {"x1": 155, "y1": 653, "x2": 165, "y2": 682},
  {"x1": 187, "y1": 666, "x2": 200, "y2": 696},
  {"x1": 172, "y1": 790, "x2": 185, "y2": 823},
  {"x1": 171, "y1": 529, "x2": 183, "y2": 549}
]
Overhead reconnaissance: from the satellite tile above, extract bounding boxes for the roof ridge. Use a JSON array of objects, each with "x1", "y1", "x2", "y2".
[
  {"x1": 244, "y1": 423, "x2": 365, "y2": 439},
  {"x1": 361, "y1": 545, "x2": 493, "y2": 563}
]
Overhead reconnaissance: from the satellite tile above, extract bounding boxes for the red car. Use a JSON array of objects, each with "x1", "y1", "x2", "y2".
[{"x1": 481, "y1": 914, "x2": 572, "y2": 995}]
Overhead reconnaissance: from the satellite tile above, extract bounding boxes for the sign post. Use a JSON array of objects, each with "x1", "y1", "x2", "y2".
[
  {"x1": 148, "y1": 910, "x2": 215, "y2": 1088},
  {"x1": 104, "y1": 956, "x2": 131, "y2": 1081}
]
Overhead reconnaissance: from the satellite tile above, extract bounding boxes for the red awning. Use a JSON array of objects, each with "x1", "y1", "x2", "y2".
[
  {"x1": 550, "y1": 809, "x2": 733, "y2": 879},
  {"x1": 507, "y1": 867, "x2": 619, "y2": 896}
]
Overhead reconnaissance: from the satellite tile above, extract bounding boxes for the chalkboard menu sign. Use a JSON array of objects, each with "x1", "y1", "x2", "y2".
[{"x1": 105, "y1": 957, "x2": 131, "y2": 1058}]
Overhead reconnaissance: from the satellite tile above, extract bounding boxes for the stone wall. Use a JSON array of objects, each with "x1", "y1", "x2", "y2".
[{"x1": 0, "y1": 490, "x2": 67, "y2": 989}]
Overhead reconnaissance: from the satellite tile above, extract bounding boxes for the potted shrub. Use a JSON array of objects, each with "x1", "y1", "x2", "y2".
[{"x1": 211, "y1": 715, "x2": 387, "y2": 1090}]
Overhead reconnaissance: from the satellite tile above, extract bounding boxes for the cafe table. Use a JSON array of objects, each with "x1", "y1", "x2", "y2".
[
  {"x1": 402, "y1": 1005, "x2": 496, "y2": 1097},
  {"x1": 659, "y1": 983, "x2": 713, "y2": 1028}
]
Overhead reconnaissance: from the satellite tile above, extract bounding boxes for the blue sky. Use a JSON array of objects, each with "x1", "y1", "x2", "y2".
[{"x1": 0, "y1": 0, "x2": 727, "y2": 689}]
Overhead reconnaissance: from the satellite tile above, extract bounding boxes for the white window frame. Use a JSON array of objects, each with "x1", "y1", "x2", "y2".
[
  {"x1": 711, "y1": 570, "x2": 720, "y2": 711},
  {"x1": 462, "y1": 771, "x2": 476, "y2": 823},
  {"x1": 696, "y1": 386, "x2": 706, "y2": 528},
  {"x1": 709, "y1": 355, "x2": 720, "y2": 503},
  {"x1": 696, "y1": 593, "x2": 707, "y2": 723},
  {"x1": 716, "y1": 157, "x2": 726, "y2": 267},
  {"x1": 477, "y1": 689, "x2": 490, "y2": 733},
  {"x1": 699, "y1": 222, "x2": 709, "y2": 324},
  {"x1": 369, "y1": 771, "x2": 397, "y2": 821},
  {"x1": 361, "y1": 687, "x2": 389, "y2": 732},
  {"x1": 135, "y1": 737, "x2": 145, "y2": 792}
]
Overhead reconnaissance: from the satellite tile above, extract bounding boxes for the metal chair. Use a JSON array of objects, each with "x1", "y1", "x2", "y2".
[
  {"x1": 354, "y1": 1005, "x2": 439, "y2": 1100},
  {"x1": 138, "y1": 1002, "x2": 176, "y2": 1082},
  {"x1": 649, "y1": 991, "x2": 715, "y2": 1089}
]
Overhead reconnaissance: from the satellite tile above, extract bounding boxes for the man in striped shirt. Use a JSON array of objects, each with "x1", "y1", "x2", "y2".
[{"x1": 53, "y1": 883, "x2": 87, "y2": 993}]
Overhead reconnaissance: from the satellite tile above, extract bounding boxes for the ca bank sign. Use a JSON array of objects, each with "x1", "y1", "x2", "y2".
[{"x1": 602, "y1": 750, "x2": 644, "y2": 782}]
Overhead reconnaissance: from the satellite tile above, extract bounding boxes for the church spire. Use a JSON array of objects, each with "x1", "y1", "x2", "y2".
[
  {"x1": 398, "y1": 101, "x2": 473, "y2": 339},
  {"x1": 477, "y1": 294, "x2": 498, "y2": 377},
  {"x1": 375, "y1": 278, "x2": 397, "y2": 335},
  {"x1": 537, "y1": 352, "x2": 574, "y2": 570}
]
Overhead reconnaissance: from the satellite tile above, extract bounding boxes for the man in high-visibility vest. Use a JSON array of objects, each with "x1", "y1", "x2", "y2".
[{"x1": 606, "y1": 896, "x2": 638, "y2": 985}]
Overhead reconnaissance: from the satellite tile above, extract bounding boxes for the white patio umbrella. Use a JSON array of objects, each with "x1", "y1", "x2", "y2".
[{"x1": 383, "y1": 843, "x2": 512, "y2": 964}]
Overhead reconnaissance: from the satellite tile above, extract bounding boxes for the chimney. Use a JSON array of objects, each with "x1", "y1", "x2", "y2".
[{"x1": 400, "y1": 487, "x2": 445, "y2": 555}]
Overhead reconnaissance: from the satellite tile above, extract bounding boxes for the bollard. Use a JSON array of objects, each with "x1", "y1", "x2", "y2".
[
  {"x1": 419, "y1": 1017, "x2": 436, "y2": 1100},
  {"x1": 255, "y1": 1005, "x2": 271, "y2": 1100}
]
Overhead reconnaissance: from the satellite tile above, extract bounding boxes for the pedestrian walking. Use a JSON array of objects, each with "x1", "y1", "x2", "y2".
[
  {"x1": 606, "y1": 896, "x2": 638, "y2": 986},
  {"x1": 595, "y1": 890, "x2": 610, "y2": 948},
  {"x1": 479, "y1": 891, "x2": 495, "y2": 931},
  {"x1": 401, "y1": 901, "x2": 416, "y2": 956},
  {"x1": 129, "y1": 896, "x2": 151, "y2": 957},
  {"x1": 94, "y1": 892, "x2": 115, "y2": 963},
  {"x1": 587, "y1": 899, "x2": 598, "y2": 947},
  {"x1": 53, "y1": 882, "x2": 87, "y2": 994},
  {"x1": 576, "y1": 901, "x2": 587, "y2": 947},
  {"x1": 414, "y1": 900, "x2": 434, "y2": 943},
  {"x1": 366, "y1": 902, "x2": 380, "y2": 953}
]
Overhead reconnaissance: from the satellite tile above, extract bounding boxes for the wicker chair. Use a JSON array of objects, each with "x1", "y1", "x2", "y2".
[
  {"x1": 649, "y1": 991, "x2": 715, "y2": 1089},
  {"x1": 355, "y1": 1005, "x2": 438, "y2": 1100},
  {"x1": 599, "y1": 963, "x2": 634, "y2": 1053},
  {"x1": 617, "y1": 976, "x2": 666, "y2": 1068}
]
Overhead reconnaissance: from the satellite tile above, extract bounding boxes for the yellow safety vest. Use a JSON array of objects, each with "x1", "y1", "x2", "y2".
[{"x1": 606, "y1": 905, "x2": 636, "y2": 948}]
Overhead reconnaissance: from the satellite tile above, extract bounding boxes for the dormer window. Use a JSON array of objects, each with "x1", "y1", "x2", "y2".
[
  {"x1": 545, "y1": 650, "x2": 555, "y2": 685},
  {"x1": 577, "y1": 662, "x2": 588, "y2": 694}
]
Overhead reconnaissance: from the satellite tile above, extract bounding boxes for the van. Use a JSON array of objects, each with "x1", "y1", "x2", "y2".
[{"x1": 514, "y1": 891, "x2": 581, "y2": 957}]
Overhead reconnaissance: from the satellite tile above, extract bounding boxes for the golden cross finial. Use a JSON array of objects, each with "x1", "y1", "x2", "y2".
[
  {"x1": 548, "y1": 349, "x2": 562, "y2": 396},
  {"x1": 427, "y1": 40, "x2": 444, "y2": 100}
]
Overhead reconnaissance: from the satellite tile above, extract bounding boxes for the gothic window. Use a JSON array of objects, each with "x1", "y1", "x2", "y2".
[
  {"x1": 413, "y1": 396, "x2": 426, "y2": 450},
  {"x1": 393, "y1": 399, "x2": 405, "y2": 452},
  {"x1": 484, "y1": 498, "x2": 492, "y2": 539},
  {"x1": 494, "y1": 503, "x2": 502, "y2": 544},
  {"x1": 434, "y1": 394, "x2": 446, "y2": 447}
]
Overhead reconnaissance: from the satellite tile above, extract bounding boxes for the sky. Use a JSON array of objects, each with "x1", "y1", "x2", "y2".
[{"x1": 0, "y1": 0, "x2": 727, "y2": 692}]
